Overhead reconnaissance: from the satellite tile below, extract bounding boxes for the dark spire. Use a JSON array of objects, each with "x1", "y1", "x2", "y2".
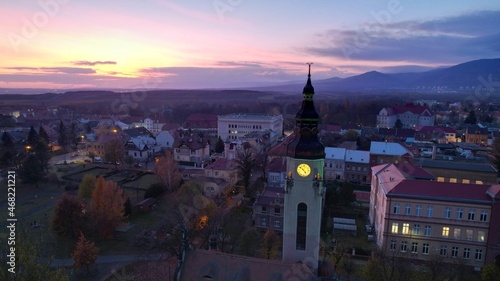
[{"x1": 286, "y1": 64, "x2": 325, "y2": 159}]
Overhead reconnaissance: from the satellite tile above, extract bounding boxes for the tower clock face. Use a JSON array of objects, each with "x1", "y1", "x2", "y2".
[{"x1": 297, "y1": 163, "x2": 311, "y2": 177}]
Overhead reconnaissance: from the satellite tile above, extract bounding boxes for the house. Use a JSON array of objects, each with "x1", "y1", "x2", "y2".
[
  {"x1": 124, "y1": 135, "x2": 161, "y2": 161},
  {"x1": 344, "y1": 149, "x2": 370, "y2": 184},
  {"x1": 324, "y1": 147, "x2": 346, "y2": 181},
  {"x1": 369, "y1": 163, "x2": 500, "y2": 270},
  {"x1": 415, "y1": 126, "x2": 457, "y2": 143},
  {"x1": 204, "y1": 158, "x2": 237, "y2": 186},
  {"x1": 253, "y1": 186, "x2": 284, "y2": 233},
  {"x1": 173, "y1": 134, "x2": 211, "y2": 167},
  {"x1": 377, "y1": 103, "x2": 435, "y2": 129},
  {"x1": 155, "y1": 131, "x2": 174, "y2": 149},
  {"x1": 266, "y1": 157, "x2": 286, "y2": 187},
  {"x1": 369, "y1": 141, "x2": 413, "y2": 166},
  {"x1": 465, "y1": 125, "x2": 489, "y2": 145}
]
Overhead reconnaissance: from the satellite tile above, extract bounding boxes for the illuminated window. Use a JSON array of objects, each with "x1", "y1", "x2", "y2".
[
  {"x1": 391, "y1": 223, "x2": 399, "y2": 234},
  {"x1": 402, "y1": 223, "x2": 409, "y2": 235},
  {"x1": 466, "y1": 229, "x2": 473, "y2": 241},
  {"x1": 476, "y1": 180, "x2": 483, "y2": 184},
  {"x1": 462, "y1": 179, "x2": 470, "y2": 184},
  {"x1": 454, "y1": 228, "x2": 461, "y2": 239},
  {"x1": 437, "y1": 177, "x2": 445, "y2": 182},
  {"x1": 442, "y1": 227, "x2": 450, "y2": 238},
  {"x1": 478, "y1": 231, "x2": 485, "y2": 242}
]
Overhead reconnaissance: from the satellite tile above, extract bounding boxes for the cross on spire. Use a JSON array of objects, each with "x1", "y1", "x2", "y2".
[{"x1": 306, "y1": 62, "x2": 313, "y2": 77}]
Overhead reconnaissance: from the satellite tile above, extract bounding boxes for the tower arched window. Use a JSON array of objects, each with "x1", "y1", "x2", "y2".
[{"x1": 296, "y1": 203, "x2": 307, "y2": 250}]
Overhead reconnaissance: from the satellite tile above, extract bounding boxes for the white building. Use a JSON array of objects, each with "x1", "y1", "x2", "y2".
[
  {"x1": 377, "y1": 104, "x2": 435, "y2": 129},
  {"x1": 324, "y1": 147, "x2": 346, "y2": 181},
  {"x1": 217, "y1": 113, "x2": 283, "y2": 141}
]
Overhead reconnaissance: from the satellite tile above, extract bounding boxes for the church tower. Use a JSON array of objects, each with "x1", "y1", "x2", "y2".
[{"x1": 282, "y1": 64, "x2": 325, "y2": 270}]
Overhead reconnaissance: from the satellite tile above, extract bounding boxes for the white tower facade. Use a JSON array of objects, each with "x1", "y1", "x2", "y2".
[{"x1": 282, "y1": 65, "x2": 324, "y2": 271}]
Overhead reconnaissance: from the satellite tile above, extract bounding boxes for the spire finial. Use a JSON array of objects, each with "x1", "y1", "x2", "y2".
[{"x1": 306, "y1": 62, "x2": 313, "y2": 77}]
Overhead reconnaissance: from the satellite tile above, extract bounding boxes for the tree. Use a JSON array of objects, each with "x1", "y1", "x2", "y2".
[
  {"x1": 260, "y1": 229, "x2": 281, "y2": 259},
  {"x1": 104, "y1": 139, "x2": 125, "y2": 169},
  {"x1": 34, "y1": 139, "x2": 50, "y2": 172},
  {"x1": 343, "y1": 129, "x2": 359, "y2": 141},
  {"x1": 69, "y1": 122, "x2": 78, "y2": 148},
  {"x1": 235, "y1": 148, "x2": 256, "y2": 197},
  {"x1": 1, "y1": 131, "x2": 14, "y2": 149},
  {"x1": 58, "y1": 120, "x2": 68, "y2": 150},
  {"x1": 52, "y1": 194, "x2": 85, "y2": 238},
  {"x1": 464, "y1": 110, "x2": 477, "y2": 125},
  {"x1": 124, "y1": 197, "x2": 133, "y2": 217},
  {"x1": 27, "y1": 125, "x2": 39, "y2": 147},
  {"x1": 0, "y1": 227, "x2": 69, "y2": 281},
  {"x1": 239, "y1": 229, "x2": 260, "y2": 256},
  {"x1": 394, "y1": 118, "x2": 403, "y2": 129},
  {"x1": 72, "y1": 232, "x2": 99, "y2": 275},
  {"x1": 156, "y1": 150, "x2": 182, "y2": 191},
  {"x1": 215, "y1": 136, "x2": 225, "y2": 153},
  {"x1": 124, "y1": 154, "x2": 135, "y2": 167},
  {"x1": 338, "y1": 182, "x2": 356, "y2": 207},
  {"x1": 481, "y1": 263, "x2": 500, "y2": 281},
  {"x1": 90, "y1": 177, "x2": 125, "y2": 239},
  {"x1": 78, "y1": 174, "x2": 97, "y2": 199},
  {"x1": 20, "y1": 154, "x2": 43, "y2": 188},
  {"x1": 38, "y1": 125, "x2": 50, "y2": 146}
]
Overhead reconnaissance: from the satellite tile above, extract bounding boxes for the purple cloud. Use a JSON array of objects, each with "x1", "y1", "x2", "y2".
[{"x1": 71, "y1": 60, "x2": 117, "y2": 66}]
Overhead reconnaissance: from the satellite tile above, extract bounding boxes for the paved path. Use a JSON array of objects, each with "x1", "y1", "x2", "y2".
[{"x1": 50, "y1": 252, "x2": 166, "y2": 268}]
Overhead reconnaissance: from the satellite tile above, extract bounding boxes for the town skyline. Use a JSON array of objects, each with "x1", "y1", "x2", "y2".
[{"x1": 1, "y1": 1, "x2": 500, "y2": 89}]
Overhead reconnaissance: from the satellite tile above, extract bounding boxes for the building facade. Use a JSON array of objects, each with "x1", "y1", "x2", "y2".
[
  {"x1": 217, "y1": 113, "x2": 283, "y2": 141},
  {"x1": 369, "y1": 163, "x2": 500, "y2": 270},
  {"x1": 324, "y1": 147, "x2": 346, "y2": 181},
  {"x1": 377, "y1": 104, "x2": 435, "y2": 129}
]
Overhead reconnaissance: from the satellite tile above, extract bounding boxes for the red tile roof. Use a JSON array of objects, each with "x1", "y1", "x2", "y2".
[{"x1": 267, "y1": 134, "x2": 294, "y2": 158}]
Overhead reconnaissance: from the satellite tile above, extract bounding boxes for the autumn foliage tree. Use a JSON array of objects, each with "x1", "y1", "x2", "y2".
[
  {"x1": 72, "y1": 232, "x2": 99, "y2": 275},
  {"x1": 90, "y1": 176, "x2": 125, "y2": 239},
  {"x1": 260, "y1": 229, "x2": 281, "y2": 259},
  {"x1": 78, "y1": 174, "x2": 97, "y2": 199},
  {"x1": 156, "y1": 150, "x2": 182, "y2": 191},
  {"x1": 52, "y1": 194, "x2": 85, "y2": 238},
  {"x1": 104, "y1": 139, "x2": 125, "y2": 169}
]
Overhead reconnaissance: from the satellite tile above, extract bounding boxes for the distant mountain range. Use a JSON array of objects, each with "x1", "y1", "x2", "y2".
[{"x1": 245, "y1": 58, "x2": 500, "y2": 93}]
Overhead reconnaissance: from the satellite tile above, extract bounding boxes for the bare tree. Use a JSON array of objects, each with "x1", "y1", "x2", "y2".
[{"x1": 156, "y1": 150, "x2": 182, "y2": 191}]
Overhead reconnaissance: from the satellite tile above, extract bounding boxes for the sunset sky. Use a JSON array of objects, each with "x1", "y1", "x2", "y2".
[{"x1": 1, "y1": 0, "x2": 499, "y2": 90}]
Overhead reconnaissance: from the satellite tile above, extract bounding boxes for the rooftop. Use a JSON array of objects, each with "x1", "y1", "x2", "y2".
[
  {"x1": 218, "y1": 113, "x2": 282, "y2": 120},
  {"x1": 414, "y1": 158, "x2": 498, "y2": 173},
  {"x1": 370, "y1": 141, "x2": 413, "y2": 156}
]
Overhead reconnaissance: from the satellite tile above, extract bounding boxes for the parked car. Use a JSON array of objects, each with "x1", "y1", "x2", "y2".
[{"x1": 134, "y1": 163, "x2": 143, "y2": 168}]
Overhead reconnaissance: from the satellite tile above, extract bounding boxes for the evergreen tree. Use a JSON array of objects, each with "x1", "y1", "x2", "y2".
[
  {"x1": 123, "y1": 197, "x2": 132, "y2": 217},
  {"x1": 27, "y1": 125, "x2": 39, "y2": 147},
  {"x1": 464, "y1": 110, "x2": 477, "y2": 125},
  {"x1": 20, "y1": 154, "x2": 43, "y2": 188},
  {"x1": 58, "y1": 120, "x2": 67, "y2": 149},
  {"x1": 1, "y1": 131, "x2": 14, "y2": 149},
  {"x1": 69, "y1": 122, "x2": 78, "y2": 147},
  {"x1": 38, "y1": 125, "x2": 50, "y2": 145},
  {"x1": 72, "y1": 232, "x2": 99, "y2": 275},
  {"x1": 394, "y1": 118, "x2": 403, "y2": 129},
  {"x1": 215, "y1": 136, "x2": 225, "y2": 154}
]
